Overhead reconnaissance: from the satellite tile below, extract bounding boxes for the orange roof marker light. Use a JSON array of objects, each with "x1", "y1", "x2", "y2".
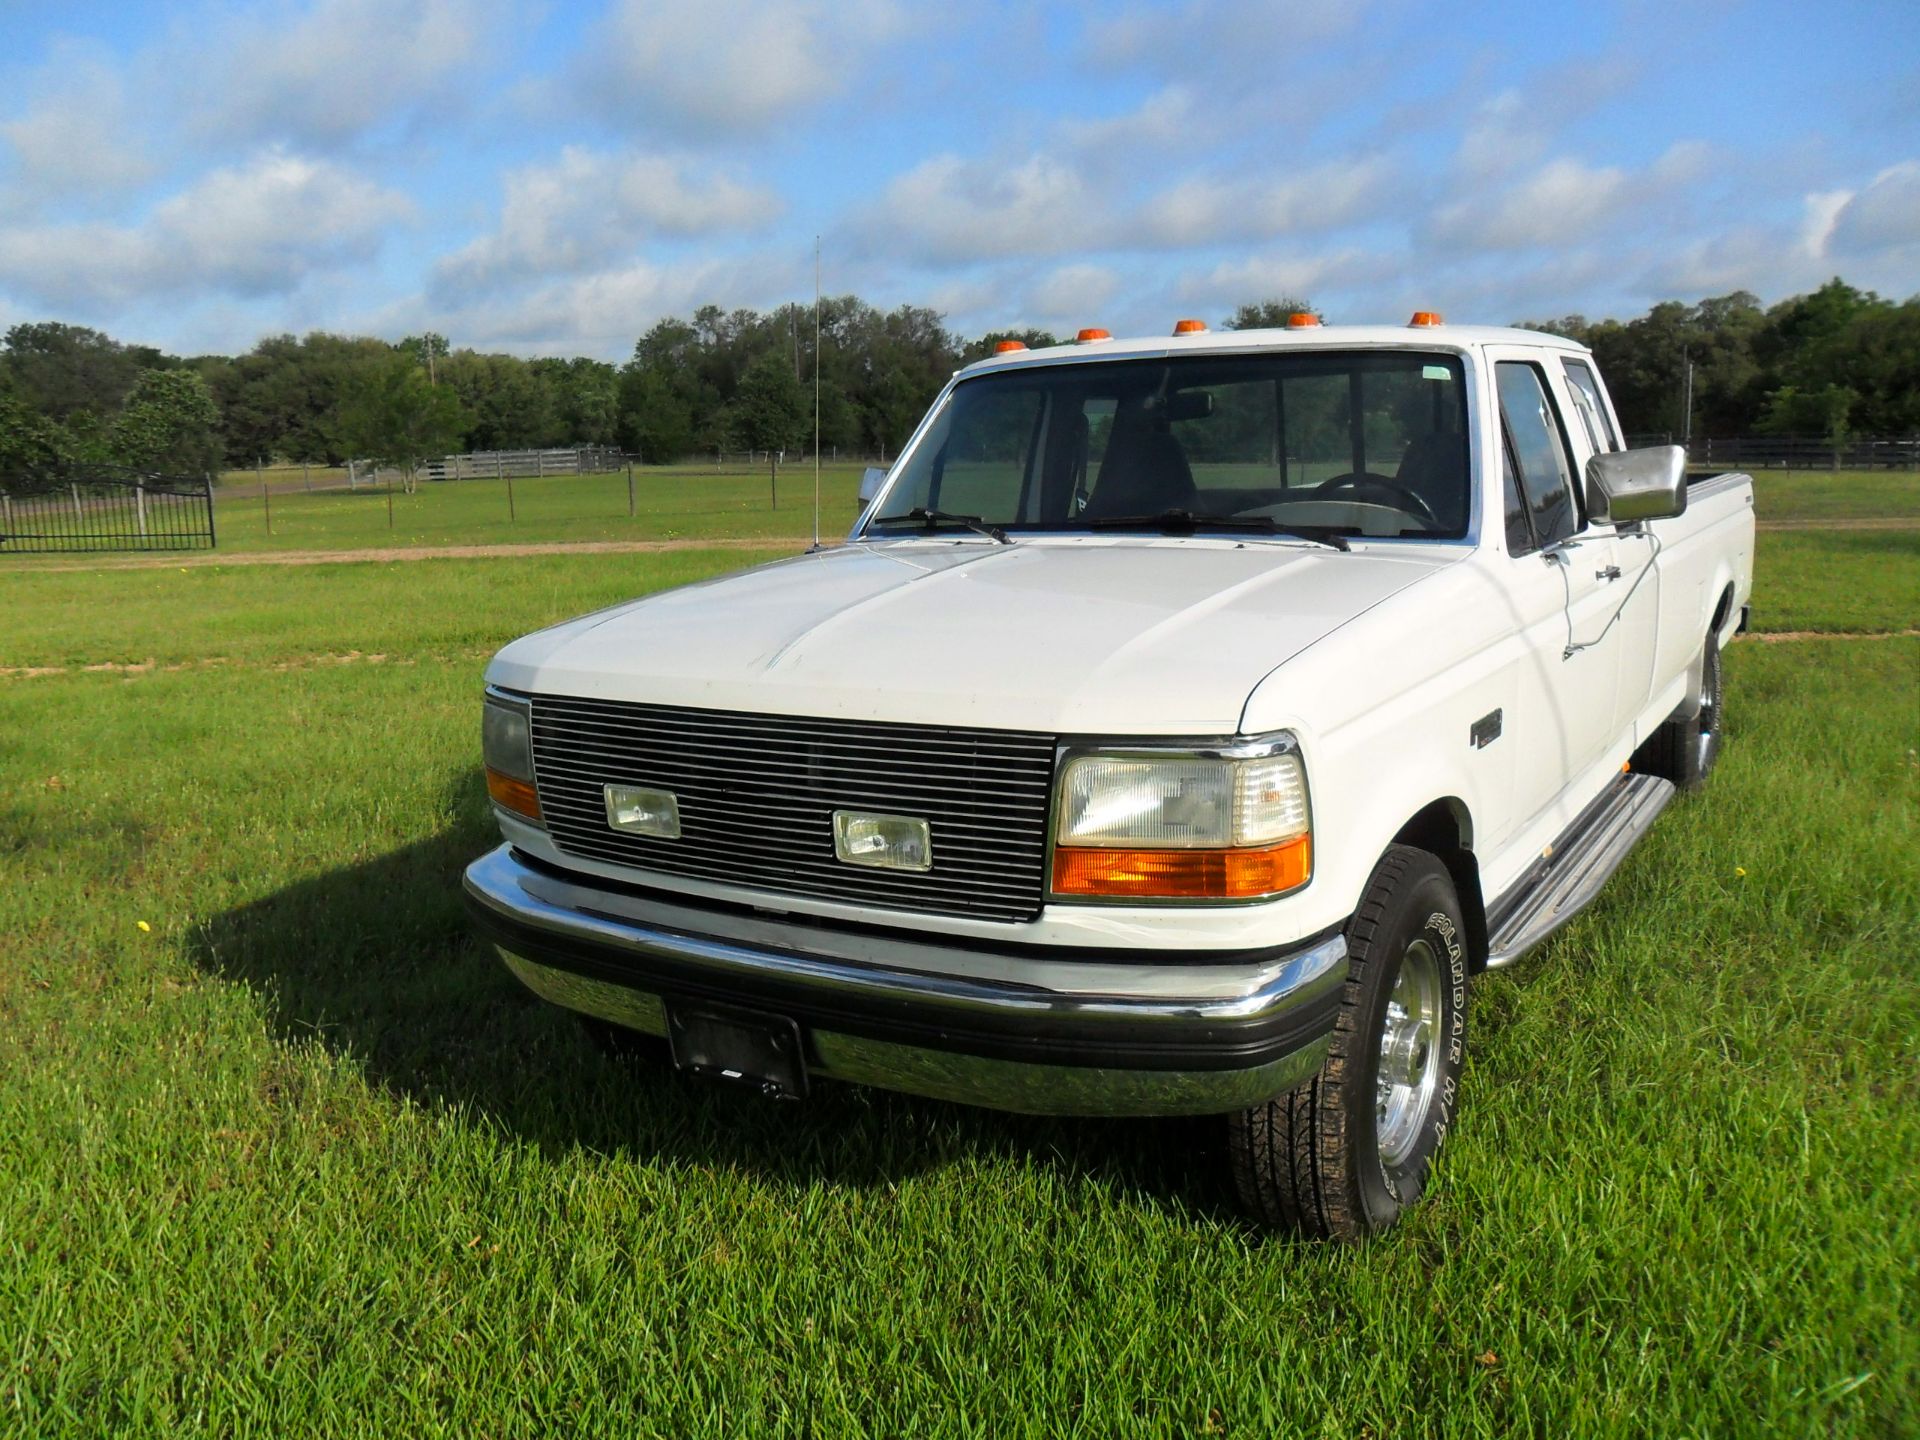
[
  {"x1": 1286, "y1": 312, "x2": 1322, "y2": 328},
  {"x1": 1172, "y1": 318, "x2": 1208, "y2": 334},
  {"x1": 1408, "y1": 310, "x2": 1444, "y2": 327},
  {"x1": 1075, "y1": 327, "x2": 1112, "y2": 343},
  {"x1": 994, "y1": 339, "x2": 1028, "y2": 354}
]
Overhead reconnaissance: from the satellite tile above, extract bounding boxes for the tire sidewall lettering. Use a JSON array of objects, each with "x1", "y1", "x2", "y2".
[{"x1": 1378, "y1": 903, "x2": 1469, "y2": 1203}]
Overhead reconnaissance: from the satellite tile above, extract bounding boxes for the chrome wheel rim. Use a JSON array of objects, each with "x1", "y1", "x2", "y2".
[
  {"x1": 1695, "y1": 649, "x2": 1722, "y2": 774},
  {"x1": 1376, "y1": 939, "x2": 1443, "y2": 1168}
]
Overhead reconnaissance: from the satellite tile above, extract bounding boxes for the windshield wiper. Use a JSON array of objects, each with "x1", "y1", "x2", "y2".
[
  {"x1": 879, "y1": 507, "x2": 1012, "y2": 544},
  {"x1": 1087, "y1": 509, "x2": 1351, "y2": 551}
]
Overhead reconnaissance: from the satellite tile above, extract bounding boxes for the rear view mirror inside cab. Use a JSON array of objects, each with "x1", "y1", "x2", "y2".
[{"x1": 1161, "y1": 391, "x2": 1215, "y2": 422}]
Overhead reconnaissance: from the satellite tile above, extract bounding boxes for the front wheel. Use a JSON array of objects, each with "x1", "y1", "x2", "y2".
[{"x1": 1228, "y1": 846, "x2": 1469, "y2": 1238}]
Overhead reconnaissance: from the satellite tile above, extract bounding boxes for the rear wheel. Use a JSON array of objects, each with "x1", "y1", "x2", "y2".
[
  {"x1": 1635, "y1": 629, "x2": 1724, "y2": 791},
  {"x1": 1228, "y1": 846, "x2": 1468, "y2": 1238}
]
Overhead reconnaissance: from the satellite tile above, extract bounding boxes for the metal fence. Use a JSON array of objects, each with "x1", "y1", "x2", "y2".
[
  {"x1": 0, "y1": 466, "x2": 217, "y2": 554},
  {"x1": 1690, "y1": 435, "x2": 1920, "y2": 471},
  {"x1": 1623, "y1": 434, "x2": 1920, "y2": 470},
  {"x1": 417, "y1": 447, "x2": 625, "y2": 482}
]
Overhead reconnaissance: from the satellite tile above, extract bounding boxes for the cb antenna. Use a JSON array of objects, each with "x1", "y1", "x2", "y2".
[{"x1": 812, "y1": 235, "x2": 822, "y2": 550}]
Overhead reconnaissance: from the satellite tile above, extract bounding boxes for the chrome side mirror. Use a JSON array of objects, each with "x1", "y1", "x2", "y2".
[
  {"x1": 858, "y1": 467, "x2": 888, "y2": 505},
  {"x1": 1586, "y1": 444, "x2": 1687, "y2": 527}
]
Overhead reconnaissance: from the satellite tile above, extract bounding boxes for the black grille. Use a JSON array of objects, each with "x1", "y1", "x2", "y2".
[{"x1": 529, "y1": 696, "x2": 1057, "y2": 922}]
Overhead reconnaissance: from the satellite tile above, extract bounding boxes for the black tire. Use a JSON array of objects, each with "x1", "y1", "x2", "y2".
[
  {"x1": 1228, "y1": 846, "x2": 1469, "y2": 1239},
  {"x1": 1634, "y1": 630, "x2": 1724, "y2": 791}
]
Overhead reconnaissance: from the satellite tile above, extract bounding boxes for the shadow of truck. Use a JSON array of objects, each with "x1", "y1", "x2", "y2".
[{"x1": 185, "y1": 769, "x2": 1241, "y2": 1224}]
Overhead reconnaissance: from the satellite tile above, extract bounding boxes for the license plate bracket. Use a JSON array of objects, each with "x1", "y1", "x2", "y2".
[{"x1": 664, "y1": 1002, "x2": 809, "y2": 1100}]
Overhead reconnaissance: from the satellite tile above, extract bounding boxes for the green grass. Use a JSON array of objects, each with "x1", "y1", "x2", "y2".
[
  {"x1": 201, "y1": 465, "x2": 868, "y2": 554},
  {"x1": 0, "y1": 549, "x2": 795, "y2": 670},
  {"x1": 2, "y1": 522, "x2": 1916, "y2": 1433},
  {"x1": 1754, "y1": 527, "x2": 1920, "y2": 633},
  {"x1": 1744, "y1": 469, "x2": 1920, "y2": 523}
]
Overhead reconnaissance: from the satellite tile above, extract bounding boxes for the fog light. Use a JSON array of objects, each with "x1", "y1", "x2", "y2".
[
  {"x1": 605, "y1": 784, "x2": 681, "y2": 839},
  {"x1": 832, "y1": 811, "x2": 932, "y2": 872}
]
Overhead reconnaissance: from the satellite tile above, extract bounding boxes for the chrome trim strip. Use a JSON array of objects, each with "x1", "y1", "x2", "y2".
[
  {"x1": 466, "y1": 845, "x2": 1346, "y2": 1115},
  {"x1": 466, "y1": 845, "x2": 1346, "y2": 1026},
  {"x1": 496, "y1": 949, "x2": 1333, "y2": 1118}
]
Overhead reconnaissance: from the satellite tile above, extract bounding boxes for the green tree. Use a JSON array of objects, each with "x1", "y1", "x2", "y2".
[
  {"x1": 533, "y1": 357, "x2": 620, "y2": 445},
  {"x1": 0, "y1": 390, "x2": 72, "y2": 476},
  {"x1": 1224, "y1": 298, "x2": 1317, "y2": 329},
  {"x1": 957, "y1": 329, "x2": 1060, "y2": 365},
  {"x1": 109, "y1": 369, "x2": 223, "y2": 474},
  {"x1": 337, "y1": 358, "x2": 470, "y2": 493},
  {"x1": 728, "y1": 350, "x2": 809, "y2": 455},
  {"x1": 1, "y1": 322, "x2": 149, "y2": 425},
  {"x1": 440, "y1": 351, "x2": 555, "y2": 451},
  {"x1": 618, "y1": 365, "x2": 695, "y2": 463}
]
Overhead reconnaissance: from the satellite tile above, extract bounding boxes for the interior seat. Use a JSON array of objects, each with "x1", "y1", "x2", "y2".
[
  {"x1": 1082, "y1": 431, "x2": 1197, "y2": 519},
  {"x1": 1395, "y1": 432, "x2": 1470, "y2": 532}
]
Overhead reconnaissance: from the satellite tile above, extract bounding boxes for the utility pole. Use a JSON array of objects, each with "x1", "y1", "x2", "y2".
[{"x1": 1680, "y1": 346, "x2": 1694, "y2": 449}]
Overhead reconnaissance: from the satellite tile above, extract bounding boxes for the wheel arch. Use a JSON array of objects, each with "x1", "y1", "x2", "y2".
[{"x1": 1389, "y1": 797, "x2": 1488, "y2": 973}]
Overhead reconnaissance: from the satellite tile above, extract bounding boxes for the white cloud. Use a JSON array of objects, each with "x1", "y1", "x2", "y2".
[
  {"x1": 1172, "y1": 250, "x2": 1357, "y2": 314},
  {"x1": 856, "y1": 148, "x2": 1394, "y2": 267},
  {"x1": 1059, "y1": 86, "x2": 1204, "y2": 155},
  {"x1": 422, "y1": 249, "x2": 803, "y2": 355},
  {"x1": 1025, "y1": 263, "x2": 1120, "y2": 324},
  {"x1": 854, "y1": 153, "x2": 1101, "y2": 265},
  {"x1": 192, "y1": 0, "x2": 504, "y2": 146},
  {"x1": 1826, "y1": 161, "x2": 1920, "y2": 256},
  {"x1": 1430, "y1": 156, "x2": 1632, "y2": 250},
  {"x1": 577, "y1": 0, "x2": 908, "y2": 137},
  {"x1": 1138, "y1": 158, "x2": 1394, "y2": 246},
  {"x1": 435, "y1": 147, "x2": 782, "y2": 292},
  {"x1": 0, "y1": 46, "x2": 154, "y2": 201},
  {"x1": 0, "y1": 151, "x2": 412, "y2": 307},
  {"x1": 1799, "y1": 189, "x2": 1853, "y2": 260}
]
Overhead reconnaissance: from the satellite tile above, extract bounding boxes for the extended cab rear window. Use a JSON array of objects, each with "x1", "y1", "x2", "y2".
[{"x1": 869, "y1": 351, "x2": 1471, "y2": 541}]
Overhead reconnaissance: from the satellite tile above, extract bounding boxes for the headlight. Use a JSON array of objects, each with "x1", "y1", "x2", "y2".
[
  {"x1": 1052, "y1": 737, "x2": 1310, "y2": 900},
  {"x1": 483, "y1": 690, "x2": 542, "y2": 824}
]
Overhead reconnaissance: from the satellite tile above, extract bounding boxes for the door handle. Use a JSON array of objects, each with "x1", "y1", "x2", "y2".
[{"x1": 1596, "y1": 565, "x2": 1622, "y2": 582}]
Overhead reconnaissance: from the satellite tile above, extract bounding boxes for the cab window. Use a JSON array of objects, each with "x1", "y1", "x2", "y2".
[
  {"x1": 1495, "y1": 362, "x2": 1579, "y2": 549},
  {"x1": 1562, "y1": 358, "x2": 1620, "y2": 453}
]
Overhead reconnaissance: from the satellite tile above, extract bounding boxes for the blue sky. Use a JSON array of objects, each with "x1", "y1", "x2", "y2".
[{"x1": 2, "y1": 0, "x2": 1916, "y2": 359}]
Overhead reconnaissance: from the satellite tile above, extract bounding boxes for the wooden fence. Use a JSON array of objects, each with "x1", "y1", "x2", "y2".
[{"x1": 417, "y1": 448, "x2": 625, "y2": 482}]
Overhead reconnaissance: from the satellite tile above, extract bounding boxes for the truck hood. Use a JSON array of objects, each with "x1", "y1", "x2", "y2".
[{"x1": 487, "y1": 537, "x2": 1452, "y2": 735}]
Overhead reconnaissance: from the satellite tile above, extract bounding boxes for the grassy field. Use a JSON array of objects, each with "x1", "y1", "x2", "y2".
[
  {"x1": 2, "y1": 491, "x2": 1916, "y2": 1433},
  {"x1": 1745, "y1": 468, "x2": 1920, "y2": 523},
  {"x1": 47, "y1": 462, "x2": 1910, "y2": 563},
  {"x1": 193, "y1": 465, "x2": 872, "y2": 554}
]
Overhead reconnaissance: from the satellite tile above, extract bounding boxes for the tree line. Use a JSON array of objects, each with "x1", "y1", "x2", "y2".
[
  {"x1": 1, "y1": 280, "x2": 1914, "y2": 479},
  {"x1": 1521, "y1": 279, "x2": 1920, "y2": 445}
]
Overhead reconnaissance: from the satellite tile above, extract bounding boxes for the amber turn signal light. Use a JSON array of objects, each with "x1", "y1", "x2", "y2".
[
  {"x1": 486, "y1": 766, "x2": 541, "y2": 821},
  {"x1": 1052, "y1": 836, "x2": 1311, "y2": 900}
]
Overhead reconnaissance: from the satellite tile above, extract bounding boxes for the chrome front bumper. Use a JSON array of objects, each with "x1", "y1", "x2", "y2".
[{"x1": 462, "y1": 845, "x2": 1347, "y2": 1117}]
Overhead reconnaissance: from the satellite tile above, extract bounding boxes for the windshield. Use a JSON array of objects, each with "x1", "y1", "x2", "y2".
[{"x1": 866, "y1": 350, "x2": 1471, "y2": 540}]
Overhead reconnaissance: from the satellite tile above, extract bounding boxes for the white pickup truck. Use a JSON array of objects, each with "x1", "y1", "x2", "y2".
[{"x1": 465, "y1": 315, "x2": 1755, "y2": 1237}]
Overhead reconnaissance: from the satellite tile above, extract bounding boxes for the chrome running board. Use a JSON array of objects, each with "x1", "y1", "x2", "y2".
[{"x1": 1485, "y1": 773, "x2": 1676, "y2": 969}]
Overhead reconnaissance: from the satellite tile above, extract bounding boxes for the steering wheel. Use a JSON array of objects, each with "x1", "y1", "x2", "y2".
[{"x1": 1310, "y1": 472, "x2": 1442, "y2": 528}]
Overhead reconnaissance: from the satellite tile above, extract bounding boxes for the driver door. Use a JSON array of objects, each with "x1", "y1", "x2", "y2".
[{"x1": 1489, "y1": 352, "x2": 1626, "y2": 829}]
